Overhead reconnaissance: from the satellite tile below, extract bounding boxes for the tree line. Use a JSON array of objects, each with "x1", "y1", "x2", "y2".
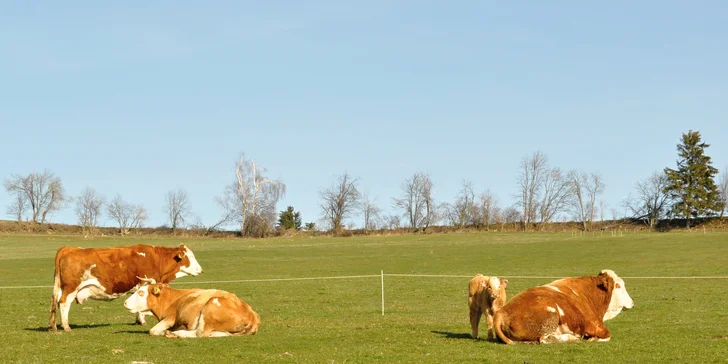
[{"x1": 4, "y1": 130, "x2": 728, "y2": 237}]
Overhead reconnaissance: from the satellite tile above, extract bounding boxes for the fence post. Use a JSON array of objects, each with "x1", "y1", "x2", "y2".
[{"x1": 381, "y1": 270, "x2": 385, "y2": 316}]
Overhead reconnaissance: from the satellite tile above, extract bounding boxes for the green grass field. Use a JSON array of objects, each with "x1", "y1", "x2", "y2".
[{"x1": 1, "y1": 232, "x2": 727, "y2": 363}]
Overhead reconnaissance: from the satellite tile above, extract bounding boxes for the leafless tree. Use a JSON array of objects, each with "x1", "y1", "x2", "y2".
[
  {"x1": 319, "y1": 172, "x2": 360, "y2": 233},
  {"x1": 516, "y1": 151, "x2": 548, "y2": 231},
  {"x1": 165, "y1": 189, "x2": 191, "y2": 232},
  {"x1": 501, "y1": 206, "x2": 522, "y2": 230},
  {"x1": 569, "y1": 171, "x2": 605, "y2": 230},
  {"x1": 4, "y1": 170, "x2": 67, "y2": 224},
  {"x1": 107, "y1": 195, "x2": 148, "y2": 235},
  {"x1": 383, "y1": 214, "x2": 401, "y2": 230},
  {"x1": 479, "y1": 190, "x2": 497, "y2": 230},
  {"x1": 360, "y1": 193, "x2": 381, "y2": 231},
  {"x1": 599, "y1": 200, "x2": 607, "y2": 222},
  {"x1": 217, "y1": 155, "x2": 286, "y2": 237},
  {"x1": 624, "y1": 171, "x2": 672, "y2": 230},
  {"x1": 392, "y1": 172, "x2": 435, "y2": 231},
  {"x1": 75, "y1": 187, "x2": 105, "y2": 234},
  {"x1": 445, "y1": 180, "x2": 476, "y2": 228},
  {"x1": 6, "y1": 192, "x2": 27, "y2": 222},
  {"x1": 719, "y1": 167, "x2": 728, "y2": 218},
  {"x1": 538, "y1": 167, "x2": 572, "y2": 225},
  {"x1": 611, "y1": 208, "x2": 619, "y2": 221}
]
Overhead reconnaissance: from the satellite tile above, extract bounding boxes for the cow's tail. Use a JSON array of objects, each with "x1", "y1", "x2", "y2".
[
  {"x1": 48, "y1": 261, "x2": 62, "y2": 331},
  {"x1": 493, "y1": 311, "x2": 513, "y2": 344}
]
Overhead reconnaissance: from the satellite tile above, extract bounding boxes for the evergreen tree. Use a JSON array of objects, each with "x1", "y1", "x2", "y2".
[
  {"x1": 663, "y1": 130, "x2": 723, "y2": 228},
  {"x1": 277, "y1": 206, "x2": 302, "y2": 230}
]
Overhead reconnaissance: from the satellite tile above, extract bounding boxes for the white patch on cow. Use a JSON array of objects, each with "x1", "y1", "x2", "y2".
[
  {"x1": 170, "y1": 330, "x2": 200, "y2": 338},
  {"x1": 124, "y1": 286, "x2": 151, "y2": 313},
  {"x1": 74, "y1": 264, "x2": 122, "y2": 303},
  {"x1": 209, "y1": 331, "x2": 232, "y2": 337},
  {"x1": 213, "y1": 298, "x2": 221, "y2": 307},
  {"x1": 601, "y1": 269, "x2": 635, "y2": 321},
  {"x1": 545, "y1": 285, "x2": 563, "y2": 293},
  {"x1": 176, "y1": 247, "x2": 203, "y2": 278},
  {"x1": 546, "y1": 306, "x2": 557, "y2": 313},
  {"x1": 136, "y1": 252, "x2": 146, "y2": 257},
  {"x1": 556, "y1": 304, "x2": 565, "y2": 317},
  {"x1": 569, "y1": 287, "x2": 579, "y2": 296}
]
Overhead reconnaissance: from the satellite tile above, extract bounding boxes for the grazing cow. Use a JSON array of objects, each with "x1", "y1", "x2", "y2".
[
  {"x1": 123, "y1": 282, "x2": 260, "y2": 338},
  {"x1": 48, "y1": 243, "x2": 203, "y2": 332},
  {"x1": 494, "y1": 269, "x2": 634, "y2": 344},
  {"x1": 468, "y1": 274, "x2": 508, "y2": 339}
]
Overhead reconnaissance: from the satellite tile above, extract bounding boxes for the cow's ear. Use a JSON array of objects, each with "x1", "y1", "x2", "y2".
[
  {"x1": 152, "y1": 286, "x2": 162, "y2": 295},
  {"x1": 501, "y1": 279, "x2": 508, "y2": 288},
  {"x1": 599, "y1": 274, "x2": 611, "y2": 290}
]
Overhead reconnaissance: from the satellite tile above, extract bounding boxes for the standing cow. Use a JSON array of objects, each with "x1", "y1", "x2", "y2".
[
  {"x1": 494, "y1": 269, "x2": 634, "y2": 344},
  {"x1": 468, "y1": 274, "x2": 508, "y2": 339},
  {"x1": 124, "y1": 282, "x2": 260, "y2": 338},
  {"x1": 48, "y1": 243, "x2": 203, "y2": 332}
]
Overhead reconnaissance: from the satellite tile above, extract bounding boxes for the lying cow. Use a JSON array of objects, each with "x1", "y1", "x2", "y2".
[
  {"x1": 468, "y1": 274, "x2": 508, "y2": 339},
  {"x1": 494, "y1": 269, "x2": 634, "y2": 344},
  {"x1": 123, "y1": 281, "x2": 260, "y2": 338},
  {"x1": 48, "y1": 243, "x2": 203, "y2": 332}
]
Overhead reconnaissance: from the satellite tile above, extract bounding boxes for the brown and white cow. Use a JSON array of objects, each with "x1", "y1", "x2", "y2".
[
  {"x1": 48, "y1": 243, "x2": 203, "y2": 332},
  {"x1": 494, "y1": 269, "x2": 634, "y2": 344},
  {"x1": 468, "y1": 274, "x2": 508, "y2": 339},
  {"x1": 123, "y1": 282, "x2": 260, "y2": 338}
]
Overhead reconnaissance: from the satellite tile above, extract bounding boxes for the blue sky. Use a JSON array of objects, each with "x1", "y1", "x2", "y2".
[{"x1": 1, "y1": 1, "x2": 726, "y2": 228}]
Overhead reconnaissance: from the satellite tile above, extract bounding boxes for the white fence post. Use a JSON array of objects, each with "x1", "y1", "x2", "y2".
[{"x1": 381, "y1": 270, "x2": 385, "y2": 316}]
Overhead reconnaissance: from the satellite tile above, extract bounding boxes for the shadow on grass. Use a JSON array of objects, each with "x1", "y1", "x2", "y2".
[
  {"x1": 431, "y1": 330, "x2": 502, "y2": 343},
  {"x1": 25, "y1": 323, "x2": 111, "y2": 332}
]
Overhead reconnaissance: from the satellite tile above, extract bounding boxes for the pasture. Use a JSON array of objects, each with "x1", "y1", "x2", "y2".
[{"x1": 1, "y1": 231, "x2": 727, "y2": 363}]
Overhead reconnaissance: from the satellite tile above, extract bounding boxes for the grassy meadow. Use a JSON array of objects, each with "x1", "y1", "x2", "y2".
[{"x1": 0, "y1": 231, "x2": 726, "y2": 363}]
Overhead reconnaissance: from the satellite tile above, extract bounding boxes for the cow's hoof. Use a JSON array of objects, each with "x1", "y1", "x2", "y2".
[
  {"x1": 63, "y1": 327, "x2": 72, "y2": 333},
  {"x1": 165, "y1": 331, "x2": 177, "y2": 338}
]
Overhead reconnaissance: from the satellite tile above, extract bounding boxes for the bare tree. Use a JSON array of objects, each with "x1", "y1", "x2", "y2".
[
  {"x1": 517, "y1": 151, "x2": 548, "y2": 231},
  {"x1": 392, "y1": 172, "x2": 435, "y2": 231},
  {"x1": 165, "y1": 189, "x2": 191, "y2": 232},
  {"x1": 383, "y1": 214, "x2": 401, "y2": 230},
  {"x1": 569, "y1": 171, "x2": 605, "y2": 230},
  {"x1": 479, "y1": 190, "x2": 496, "y2": 230},
  {"x1": 4, "y1": 170, "x2": 67, "y2": 224},
  {"x1": 217, "y1": 155, "x2": 286, "y2": 237},
  {"x1": 538, "y1": 167, "x2": 572, "y2": 225},
  {"x1": 107, "y1": 195, "x2": 148, "y2": 235},
  {"x1": 624, "y1": 171, "x2": 672, "y2": 230},
  {"x1": 501, "y1": 206, "x2": 522, "y2": 230},
  {"x1": 6, "y1": 191, "x2": 27, "y2": 222},
  {"x1": 360, "y1": 193, "x2": 381, "y2": 231},
  {"x1": 319, "y1": 172, "x2": 360, "y2": 233},
  {"x1": 611, "y1": 208, "x2": 619, "y2": 221},
  {"x1": 75, "y1": 187, "x2": 105, "y2": 234},
  {"x1": 446, "y1": 180, "x2": 476, "y2": 228},
  {"x1": 719, "y1": 167, "x2": 728, "y2": 218},
  {"x1": 599, "y1": 200, "x2": 607, "y2": 222}
]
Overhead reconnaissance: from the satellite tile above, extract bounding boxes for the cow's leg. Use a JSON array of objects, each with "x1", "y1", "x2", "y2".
[
  {"x1": 136, "y1": 311, "x2": 153, "y2": 325},
  {"x1": 486, "y1": 310, "x2": 496, "y2": 339},
  {"x1": 149, "y1": 317, "x2": 175, "y2": 336},
  {"x1": 167, "y1": 329, "x2": 201, "y2": 338},
  {"x1": 59, "y1": 291, "x2": 76, "y2": 332},
  {"x1": 208, "y1": 331, "x2": 232, "y2": 337},
  {"x1": 469, "y1": 304, "x2": 482, "y2": 339},
  {"x1": 48, "y1": 275, "x2": 62, "y2": 332},
  {"x1": 584, "y1": 321, "x2": 611, "y2": 342}
]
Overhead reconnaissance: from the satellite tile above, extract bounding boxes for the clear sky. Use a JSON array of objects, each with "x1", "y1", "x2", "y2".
[{"x1": 1, "y1": 1, "x2": 726, "y2": 229}]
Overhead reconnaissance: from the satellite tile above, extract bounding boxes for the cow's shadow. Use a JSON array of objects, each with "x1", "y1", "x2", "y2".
[
  {"x1": 25, "y1": 323, "x2": 111, "y2": 332},
  {"x1": 431, "y1": 330, "x2": 499, "y2": 342}
]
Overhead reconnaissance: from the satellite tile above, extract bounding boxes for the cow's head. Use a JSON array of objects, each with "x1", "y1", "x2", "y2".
[
  {"x1": 124, "y1": 283, "x2": 164, "y2": 314},
  {"x1": 599, "y1": 269, "x2": 635, "y2": 321},
  {"x1": 174, "y1": 244, "x2": 203, "y2": 278},
  {"x1": 484, "y1": 277, "x2": 504, "y2": 300}
]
